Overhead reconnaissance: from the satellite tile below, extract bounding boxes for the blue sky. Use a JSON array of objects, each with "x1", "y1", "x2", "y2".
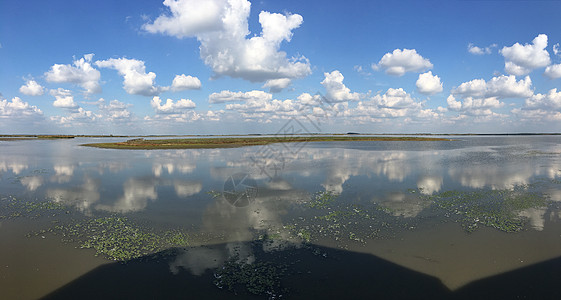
[{"x1": 1, "y1": 0, "x2": 561, "y2": 134}]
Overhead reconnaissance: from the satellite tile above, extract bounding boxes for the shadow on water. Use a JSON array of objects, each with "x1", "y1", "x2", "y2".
[
  {"x1": 41, "y1": 241, "x2": 449, "y2": 300},
  {"x1": 39, "y1": 240, "x2": 561, "y2": 300}
]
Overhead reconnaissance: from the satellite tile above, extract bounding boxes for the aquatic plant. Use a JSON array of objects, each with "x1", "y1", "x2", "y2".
[
  {"x1": 214, "y1": 255, "x2": 287, "y2": 298},
  {"x1": 0, "y1": 195, "x2": 66, "y2": 219},
  {"x1": 307, "y1": 191, "x2": 339, "y2": 209},
  {"x1": 48, "y1": 216, "x2": 191, "y2": 261},
  {"x1": 426, "y1": 187, "x2": 548, "y2": 233}
]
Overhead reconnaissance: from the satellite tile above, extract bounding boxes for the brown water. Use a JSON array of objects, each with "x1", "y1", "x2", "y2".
[{"x1": 1, "y1": 136, "x2": 561, "y2": 299}]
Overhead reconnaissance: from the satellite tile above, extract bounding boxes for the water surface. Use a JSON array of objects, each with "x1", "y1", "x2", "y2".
[{"x1": 1, "y1": 136, "x2": 561, "y2": 299}]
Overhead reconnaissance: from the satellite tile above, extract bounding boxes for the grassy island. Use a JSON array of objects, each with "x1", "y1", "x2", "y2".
[{"x1": 81, "y1": 136, "x2": 450, "y2": 150}]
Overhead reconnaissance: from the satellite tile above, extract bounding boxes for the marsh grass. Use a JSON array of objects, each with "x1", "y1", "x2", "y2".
[{"x1": 81, "y1": 136, "x2": 450, "y2": 150}]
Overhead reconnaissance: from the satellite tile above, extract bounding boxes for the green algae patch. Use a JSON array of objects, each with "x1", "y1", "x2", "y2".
[
  {"x1": 45, "y1": 216, "x2": 191, "y2": 261},
  {"x1": 214, "y1": 255, "x2": 288, "y2": 297},
  {"x1": 307, "y1": 191, "x2": 339, "y2": 209},
  {"x1": 0, "y1": 195, "x2": 67, "y2": 219},
  {"x1": 424, "y1": 187, "x2": 549, "y2": 233},
  {"x1": 81, "y1": 136, "x2": 451, "y2": 150}
]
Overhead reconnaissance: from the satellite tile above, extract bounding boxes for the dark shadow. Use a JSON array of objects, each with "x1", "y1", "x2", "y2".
[
  {"x1": 454, "y1": 256, "x2": 561, "y2": 300},
  {"x1": 41, "y1": 242, "x2": 450, "y2": 300},
  {"x1": 40, "y1": 241, "x2": 561, "y2": 300}
]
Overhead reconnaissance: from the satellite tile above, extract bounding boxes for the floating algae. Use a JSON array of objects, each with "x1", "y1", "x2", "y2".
[
  {"x1": 0, "y1": 195, "x2": 67, "y2": 219},
  {"x1": 2, "y1": 195, "x2": 195, "y2": 261},
  {"x1": 45, "y1": 216, "x2": 191, "y2": 261},
  {"x1": 214, "y1": 255, "x2": 287, "y2": 298},
  {"x1": 307, "y1": 190, "x2": 339, "y2": 209},
  {"x1": 423, "y1": 186, "x2": 549, "y2": 233}
]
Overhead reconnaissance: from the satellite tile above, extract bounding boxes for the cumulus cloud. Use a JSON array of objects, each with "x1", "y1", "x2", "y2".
[
  {"x1": 95, "y1": 98, "x2": 132, "y2": 121},
  {"x1": 0, "y1": 97, "x2": 43, "y2": 118},
  {"x1": 373, "y1": 48, "x2": 433, "y2": 76},
  {"x1": 50, "y1": 88, "x2": 78, "y2": 109},
  {"x1": 19, "y1": 80, "x2": 45, "y2": 96},
  {"x1": 446, "y1": 94, "x2": 503, "y2": 116},
  {"x1": 370, "y1": 88, "x2": 419, "y2": 109},
  {"x1": 467, "y1": 43, "x2": 496, "y2": 55},
  {"x1": 321, "y1": 70, "x2": 360, "y2": 102},
  {"x1": 171, "y1": 74, "x2": 201, "y2": 91},
  {"x1": 209, "y1": 90, "x2": 272, "y2": 104},
  {"x1": 50, "y1": 107, "x2": 99, "y2": 126},
  {"x1": 143, "y1": 0, "x2": 311, "y2": 82},
  {"x1": 500, "y1": 34, "x2": 551, "y2": 76},
  {"x1": 96, "y1": 58, "x2": 166, "y2": 96},
  {"x1": 554, "y1": 43, "x2": 560, "y2": 56},
  {"x1": 416, "y1": 71, "x2": 443, "y2": 95},
  {"x1": 221, "y1": 90, "x2": 298, "y2": 117},
  {"x1": 524, "y1": 89, "x2": 561, "y2": 109},
  {"x1": 44, "y1": 54, "x2": 101, "y2": 95},
  {"x1": 151, "y1": 96, "x2": 196, "y2": 114},
  {"x1": 350, "y1": 88, "x2": 431, "y2": 122},
  {"x1": 263, "y1": 78, "x2": 291, "y2": 93},
  {"x1": 447, "y1": 76, "x2": 534, "y2": 118},
  {"x1": 544, "y1": 64, "x2": 561, "y2": 79},
  {"x1": 452, "y1": 75, "x2": 533, "y2": 99}
]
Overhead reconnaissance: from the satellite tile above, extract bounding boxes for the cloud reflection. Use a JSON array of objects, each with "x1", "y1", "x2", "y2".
[{"x1": 97, "y1": 178, "x2": 157, "y2": 213}]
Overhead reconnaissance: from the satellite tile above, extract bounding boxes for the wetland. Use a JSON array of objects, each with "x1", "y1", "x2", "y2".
[{"x1": 1, "y1": 135, "x2": 561, "y2": 299}]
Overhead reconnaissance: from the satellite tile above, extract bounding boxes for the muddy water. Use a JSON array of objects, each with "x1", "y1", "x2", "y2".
[{"x1": 1, "y1": 136, "x2": 561, "y2": 299}]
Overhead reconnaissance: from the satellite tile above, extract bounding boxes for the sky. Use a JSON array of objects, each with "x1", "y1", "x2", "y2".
[{"x1": 1, "y1": 0, "x2": 561, "y2": 135}]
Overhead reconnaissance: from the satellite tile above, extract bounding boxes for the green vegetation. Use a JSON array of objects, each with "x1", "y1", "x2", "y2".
[
  {"x1": 81, "y1": 136, "x2": 450, "y2": 150},
  {"x1": 45, "y1": 216, "x2": 190, "y2": 261},
  {"x1": 0, "y1": 195, "x2": 67, "y2": 219},
  {"x1": 1, "y1": 196, "x2": 194, "y2": 261},
  {"x1": 214, "y1": 255, "x2": 287, "y2": 297},
  {"x1": 307, "y1": 190, "x2": 339, "y2": 209},
  {"x1": 423, "y1": 187, "x2": 548, "y2": 232}
]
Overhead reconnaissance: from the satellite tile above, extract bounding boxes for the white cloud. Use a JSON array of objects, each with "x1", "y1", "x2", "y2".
[
  {"x1": 416, "y1": 71, "x2": 443, "y2": 95},
  {"x1": 44, "y1": 54, "x2": 101, "y2": 95},
  {"x1": 50, "y1": 107, "x2": 99, "y2": 126},
  {"x1": 544, "y1": 64, "x2": 561, "y2": 79},
  {"x1": 467, "y1": 43, "x2": 496, "y2": 55},
  {"x1": 151, "y1": 96, "x2": 196, "y2": 114},
  {"x1": 221, "y1": 90, "x2": 298, "y2": 117},
  {"x1": 263, "y1": 78, "x2": 291, "y2": 93},
  {"x1": 143, "y1": 0, "x2": 311, "y2": 82},
  {"x1": 373, "y1": 48, "x2": 433, "y2": 76},
  {"x1": 96, "y1": 98, "x2": 132, "y2": 121},
  {"x1": 19, "y1": 80, "x2": 45, "y2": 96},
  {"x1": 350, "y1": 88, "x2": 432, "y2": 122},
  {"x1": 446, "y1": 95, "x2": 462, "y2": 111},
  {"x1": 321, "y1": 70, "x2": 360, "y2": 102},
  {"x1": 524, "y1": 89, "x2": 561, "y2": 109},
  {"x1": 50, "y1": 88, "x2": 78, "y2": 109},
  {"x1": 209, "y1": 90, "x2": 272, "y2": 104},
  {"x1": 371, "y1": 88, "x2": 420, "y2": 109},
  {"x1": 500, "y1": 34, "x2": 551, "y2": 76},
  {"x1": 96, "y1": 57, "x2": 166, "y2": 96},
  {"x1": 554, "y1": 43, "x2": 560, "y2": 56},
  {"x1": 142, "y1": 0, "x2": 225, "y2": 38},
  {"x1": 452, "y1": 75, "x2": 533, "y2": 99},
  {"x1": 446, "y1": 94, "x2": 503, "y2": 115},
  {"x1": 171, "y1": 74, "x2": 201, "y2": 91},
  {"x1": 0, "y1": 97, "x2": 43, "y2": 118}
]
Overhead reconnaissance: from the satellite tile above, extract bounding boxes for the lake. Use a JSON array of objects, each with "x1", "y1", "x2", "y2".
[{"x1": 1, "y1": 136, "x2": 561, "y2": 299}]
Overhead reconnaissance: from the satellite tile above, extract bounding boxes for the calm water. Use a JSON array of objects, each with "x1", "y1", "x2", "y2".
[{"x1": 1, "y1": 136, "x2": 561, "y2": 299}]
